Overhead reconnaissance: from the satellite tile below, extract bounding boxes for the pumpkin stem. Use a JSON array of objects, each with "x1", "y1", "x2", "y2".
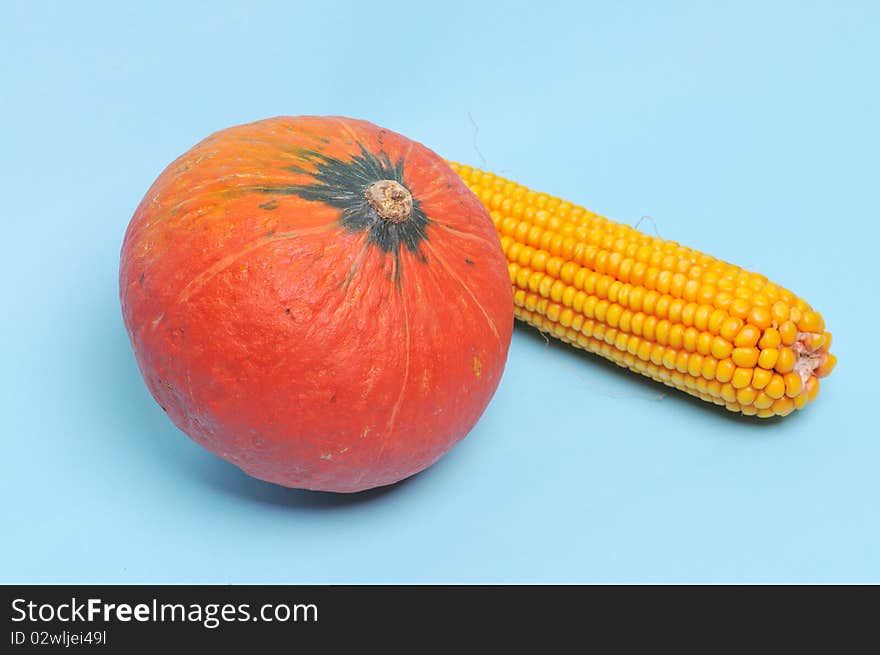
[{"x1": 365, "y1": 180, "x2": 413, "y2": 224}]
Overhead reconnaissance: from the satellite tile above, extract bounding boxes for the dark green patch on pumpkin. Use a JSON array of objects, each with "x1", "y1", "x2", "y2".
[{"x1": 255, "y1": 143, "x2": 429, "y2": 280}]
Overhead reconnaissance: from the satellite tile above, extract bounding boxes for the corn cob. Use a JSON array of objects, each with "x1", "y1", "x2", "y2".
[{"x1": 450, "y1": 162, "x2": 836, "y2": 418}]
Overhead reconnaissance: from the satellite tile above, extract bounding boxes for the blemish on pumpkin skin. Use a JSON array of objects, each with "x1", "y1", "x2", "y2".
[
  {"x1": 464, "y1": 258, "x2": 474, "y2": 266},
  {"x1": 151, "y1": 313, "x2": 164, "y2": 330},
  {"x1": 361, "y1": 367, "x2": 381, "y2": 400},
  {"x1": 472, "y1": 356, "x2": 482, "y2": 377},
  {"x1": 258, "y1": 199, "x2": 279, "y2": 211},
  {"x1": 320, "y1": 453, "x2": 333, "y2": 461}
]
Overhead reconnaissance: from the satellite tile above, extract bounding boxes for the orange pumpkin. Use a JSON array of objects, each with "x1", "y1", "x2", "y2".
[{"x1": 119, "y1": 116, "x2": 513, "y2": 492}]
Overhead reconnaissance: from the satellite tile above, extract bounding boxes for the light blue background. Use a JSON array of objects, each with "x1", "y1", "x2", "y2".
[{"x1": 2, "y1": 1, "x2": 877, "y2": 583}]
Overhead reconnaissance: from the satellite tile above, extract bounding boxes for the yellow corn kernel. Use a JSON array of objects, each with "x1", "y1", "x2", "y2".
[
  {"x1": 655, "y1": 320, "x2": 671, "y2": 345},
  {"x1": 700, "y1": 356, "x2": 718, "y2": 380},
  {"x1": 802, "y1": 332, "x2": 826, "y2": 352},
  {"x1": 747, "y1": 305, "x2": 772, "y2": 330},
  {"x1": 649, "y1": 343, "x2": 664, "y2": 365},
  {"x1": 771, "y1": 396, "x2": 795, "y2": 417},
  {"x1": 758, "y1": 348, "x2": 779, "y2": 370},
  {"x1": 637, "y1": 339, "x2": 652, "y2": 361},
  {"x1": 606, "y1": 303, "x2": 622, "y2": 328},
  {"x1": 770, "y1": 300, "x2": 790, "y2": 324},
  {"x1": 708, "y1": 309, "x2": 727, "y2": 335},
  {"x1": 765, "y1": 374, "x2": 786, "y2": 400},
  {"x1": 775, "y1": 347, "x2": 796, "y2": 374},
  {"x1": 798, "y1": 310, "x2": 824, "y2": 333},
  {"x1": 693, "y1": 304, "x2": 712, "y2": 331},
  {"x1": 784, "y1": 372, "x2": 803, "y2": 398},
  {"x1": 816, "y1": 353, "x2": 837, "y2": 378},
  {"x1": 731, "y1": 347, "x2": 760, "y2": 369},
  {"x1": 715, "y1": 292, "x2": 734, "y2": 310},
  {"x1": 728, "y1": 298, "x2": 750, "y2": 320},
  {"x1": 687, "y1": 353, "x2": 704, "y2": 378},
  {"x1": 559, "y1": 308, "x2": 574, "y2": 328},
  {"x1": 711, "y1": 337, "x2": 733, "y2": 360},
  {"x1": 751, "y1": 367, "x2": 773, "y2": 390},
  {"x1": 706, "y1": 379, "x2": 722, "y2": 397},
  {"x1": 736, "y1": 386, "x2": 757, "y2": 406},
  {"x1": 751, "y1": 293, "x2": 770, "y2": 308},
  {"x1": 753, "y1": 391, "x2": 774, "y2": 410},
  {"x1": 669, "y1": 325, "x2": 685, "y2": 350},
  {"x1": 758, "y1": 327, "x2": 781, "y2": 350},
  {"x1": 531, "y1": 250, "x2": 549, "y2": 272},
  {"x1": 715, "y1": 359, "x2": 735, "y2": 383},
  {"x1": 696, "y1": 331, "x2": 713, "y2": 356},
  {"x1": 683, "y1": 327, "x2": 699, "y2": 352},
  {"x1": 731, "y1": 367, "x2": 753, "y2": 390},
  {"x1": 669, "y1": 299, "x2": 685, "y2": 324},
  {"x1": 720, "y1": 383, "x2": 737, "y2": 403},
  {"x1": 719, "y1": 317, "x2": 744, "y2": 342},
  {"x1": 779, "y1": 321, "x2": 798, "y2": 346},
  {"x1": 806, "y1": 376, "x2": 820, "y2": 402},
  {"x1": 678, "y1": 352, "x2": 695, "y2": 375},
  {"x1": 734, "y1": 325, "x2": 762, "y2": 348}
]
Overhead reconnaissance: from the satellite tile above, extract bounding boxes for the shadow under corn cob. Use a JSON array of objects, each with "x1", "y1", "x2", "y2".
[{"x1": 450, "y1": 162, "x2": 836, "y2": 418}]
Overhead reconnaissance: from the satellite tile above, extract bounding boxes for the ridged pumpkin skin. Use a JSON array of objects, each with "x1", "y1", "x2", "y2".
[{"x1": 119, "y1": 116, "x2": 513, "y2": 492}]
